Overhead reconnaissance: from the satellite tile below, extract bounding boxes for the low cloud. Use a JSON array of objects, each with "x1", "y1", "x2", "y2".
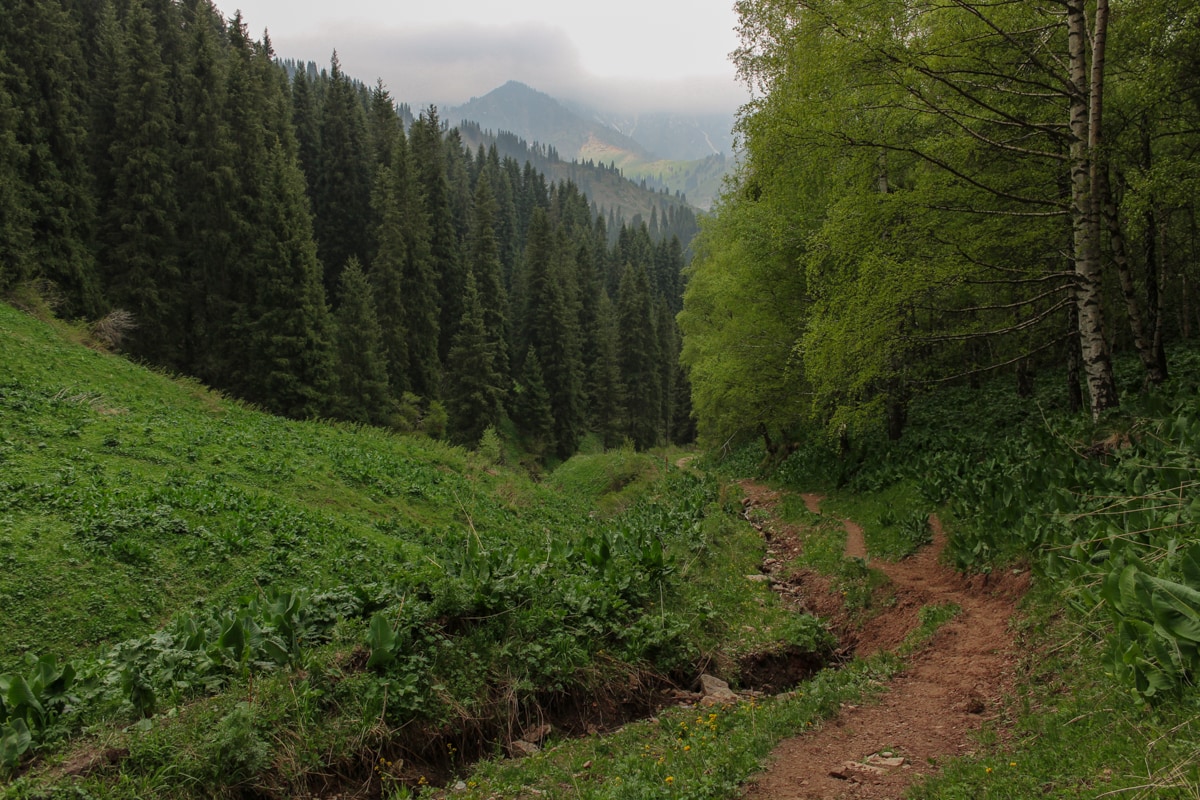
[{"x1": 275, "y1": 21, "x2": 746, "y2": 115}]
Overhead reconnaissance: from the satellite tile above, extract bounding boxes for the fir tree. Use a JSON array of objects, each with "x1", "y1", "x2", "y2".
[
  {"x1": 241, "y1": 137, "x2": 338, "y2": 419},
  {"x1": 516, "y1": 346, "x2": 555, "y2": 457},
  {"x1": 175, "y1": 0, "x2": 237, "y2": 376},
  {"x1": 333, "y1": 256, "x2": 391, "y2": 425},
  {"x1": 616, "y1": 261, "x2": 661, "y2": 449},
  {"x1": 100, "y1": 0, "x2": 180, "y2": 363},
  {"x1": 313, "y1": 52, "x2": 370, "y2": 297},
  {"x1": 0, "y1": 48, "x2": 32, "y2": 292},
  {"x1": 467, "y1": 173, "x2": 510, "y2": 393},
  {"x1": 410, "y1": 106, "x2": 463, "y2": 362},
  {"x1": 445, "y1": 271, "x2": 503, "y2": 446},
  {"x1": 1, "y1": 0, "x2": 100, "y2": 315}
]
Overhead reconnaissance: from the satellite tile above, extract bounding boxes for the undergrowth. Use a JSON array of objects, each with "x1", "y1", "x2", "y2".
[
  {"x1": 722, "y1": 343, "x2": 1200, "y2": 798},
  {"x1": 0, "y1": 302, "x2": 831, "y2": 795}
]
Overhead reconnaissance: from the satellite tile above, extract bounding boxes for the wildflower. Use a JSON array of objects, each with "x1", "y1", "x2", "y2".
[
  {"x1": 683, "y1": 745, "x2": 691, "y2": 751},
  {"x1": 1009, "y1": 762, "x2": 1017, "y2": 767},
  {"x1": 986, "y1": 767, "x2": 993, "y2": 774},
  {"x1": 665, "y1": 776, "x2": 675, "y2": 785}
]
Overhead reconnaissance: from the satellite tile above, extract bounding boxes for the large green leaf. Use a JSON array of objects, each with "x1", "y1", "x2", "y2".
[
  {"x1": 5, "y1": 676, "x2": 43, "y2": 719},
  {"x1": 1181, "y1": 543, "x2": 1200, "y2": 589},
  {"x1": 366, "y1": 613, "x2": 397, "y2": 669},
  {"x1": 0, "y1": 718, "x2": 32, "y2": 769},
  {"x1": 1148, "y1": 577, "x2": 1200, "y2": 643}
]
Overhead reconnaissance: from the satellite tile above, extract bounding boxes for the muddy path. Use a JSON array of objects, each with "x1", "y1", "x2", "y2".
[{"x1": 738, "y1": 482, "x2": 1027, "y2": 800}]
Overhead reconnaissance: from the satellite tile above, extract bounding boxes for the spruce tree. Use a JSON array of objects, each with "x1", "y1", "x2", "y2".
[
  {"x1": 616, "y1": 261, "x2": 661, "y2": 449},
  {"x1": 217, "y1": 13, "x2": 270, "y2": 389},
  {"x1": 410, "y1": 106, "x2": 463, "y2": 362},
  {"x1": 242, "y1": 137, "x2": 338, "y2": 419},
  {"x1": 467, "y1": 173, "x2": 511, "y2": 392},
  {"x1": 175, "y1": 0, "x2": 237, "y2": 376},
  {"x1": 0, "y1": 49, "x2": 32, "y2": 293},
  {"x1": 1, "y1": 0, "x2": 100, "y2": 315},
  {"x1": 523, "y1": 209, "x2": 583, "y2": 458},
  {"x1": 313, "y1": 52, "x2": 370, "y2": 297},
  {"x1": 371, "y1": 130, "x2": 440, "y2": 398},
  {"x1": 516, "y1": 346, "x2": 555, "y2": 458},
  {"x1": 290, "y1": 67, "x2": 320, "y2": 204},
  {"x1": 591, "y1": 290, "x2": 626, "y2": 448},
  {"x1": 656, "y1": 296, "x2": 678, "y2": 443},
  {"x1": 445, "y1": 271, "x2": 503, "y2": 446},
  {"x1": 333, "y1": 256, "x2": 391, "y2": 425},
  {"x1": 100, "y1": 0, "x2": 181, "y2": 363}
]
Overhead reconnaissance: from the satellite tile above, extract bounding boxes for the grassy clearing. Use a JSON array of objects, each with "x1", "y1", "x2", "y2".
[{"x1": 0, "y1": 302, "x2": 830, "y2": 796}]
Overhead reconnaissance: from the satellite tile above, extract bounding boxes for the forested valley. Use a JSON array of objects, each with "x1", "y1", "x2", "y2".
[
  {"x1": 0, "y1": 0, "x2": 697, "y2": 463},
  {"x1": 5, "y1": 0, "x2": 1200, "y2": 797}
]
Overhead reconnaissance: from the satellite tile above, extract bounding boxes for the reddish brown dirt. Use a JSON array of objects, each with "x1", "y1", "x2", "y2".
[{"x1": 738, "y1": 482, "x2": 1028, "y2": 800}]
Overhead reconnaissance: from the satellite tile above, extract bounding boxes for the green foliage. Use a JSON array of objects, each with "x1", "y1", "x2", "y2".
[
  {"x1": 333, "y1": 257, "x2": 392, "y2": 425},
  {"x1": 0, "y1": 304, "x2": 826, "y2": 794},
  {"x1": 206, "y1": 702, "x2": 270, "y2": 785}
]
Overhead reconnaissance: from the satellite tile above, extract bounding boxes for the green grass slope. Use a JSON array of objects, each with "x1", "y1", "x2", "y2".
[{"x1": 0, "y1": 302, "x2": 829, "y2": 797}]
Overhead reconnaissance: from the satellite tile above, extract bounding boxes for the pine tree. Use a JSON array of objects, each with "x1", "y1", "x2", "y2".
[
  {"x1": 313, "y1": 52, "x2": 370, "y2": 297},
  {"x1": 516, "y1": 346, "x2": 555, "y2": 457},
  {"x1": 0, "y1": 50, "x2": 31, "y2": 293},
  {"x1": 242, "y1": 137, "x2": 338, "y2": 419},
  {"x1": 467, "y1": 173, "x2": 510, "y2": 393},
  {"x1": 445, "y1": 271, "x2": 503, "y2": 446},
  {"x1": 333, "y1": 256, "x2": 391, "y2": 425},
  {"x1": 100, "y1": 0, "x2": 181, "y2": 363},
  {"x1": 523, "y1": 209, "x2": 584, "y2": 458},
  {"x1": 175, "y1": 0, "x2": 237, "y2": 376},
  {"x1": 616, "y1": 261, "x2": 661, "y2": 449},
  {"x1": 1, "y1": 0, "x2": 100, "y2": 315},
  {"x1": 410, "y1": 106, "x2": 463, "y2": 362}
]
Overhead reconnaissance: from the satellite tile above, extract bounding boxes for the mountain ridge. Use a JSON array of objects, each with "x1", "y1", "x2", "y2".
[{"x1": 447, "y1": 81, "x2": 733, "y2": 209}]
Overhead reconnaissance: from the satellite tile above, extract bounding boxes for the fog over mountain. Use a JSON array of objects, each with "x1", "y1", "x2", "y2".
[
  {"x1": 273, "y1": 21, "x2": 748, "y2": 117},
  {"x1": 447, "y1": 81, "x2": 734, "y2": 209}
]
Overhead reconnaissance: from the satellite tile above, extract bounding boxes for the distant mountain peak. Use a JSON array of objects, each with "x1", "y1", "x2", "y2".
[{"x1": 447, "y1": 82, "x2": 735, "y2": 209}]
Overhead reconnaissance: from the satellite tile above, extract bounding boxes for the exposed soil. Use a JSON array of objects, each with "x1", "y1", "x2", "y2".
[{"x1": 738, "y1": 482, "x2": 1028, "y2": 799}]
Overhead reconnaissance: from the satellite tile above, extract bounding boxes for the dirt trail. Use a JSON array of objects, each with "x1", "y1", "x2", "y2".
[{"x1": 739, "y1": 483, "x2": 1027, "y2": 799}]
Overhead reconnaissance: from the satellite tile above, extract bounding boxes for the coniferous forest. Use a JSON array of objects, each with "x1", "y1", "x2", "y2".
[{"x1": 0, "y1": 0, "x2": 696, "y2": 459}]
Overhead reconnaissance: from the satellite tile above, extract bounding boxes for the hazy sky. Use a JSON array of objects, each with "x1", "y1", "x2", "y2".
[{"x1": 219, "y1": 0, "x2": 747, "y2": 113}]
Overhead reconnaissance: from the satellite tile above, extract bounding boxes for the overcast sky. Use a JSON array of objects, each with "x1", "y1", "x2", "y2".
[{"x1": 219, "y1": 0, "x2": 748, "y2": 114}]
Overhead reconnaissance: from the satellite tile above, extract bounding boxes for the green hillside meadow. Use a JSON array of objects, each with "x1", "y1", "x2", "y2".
[{"x1": 0, "y1": 302, "x2": 835, "y2": 797}]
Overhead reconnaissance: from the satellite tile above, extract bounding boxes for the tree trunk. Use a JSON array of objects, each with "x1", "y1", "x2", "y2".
[
  {"x1": 1141, "y1": 126, "x2": 1170, "y2": 377},
  {"x1": 1101, "y1": 169, "x2": 1166, "y2": 385},
  {"x1": 1016, "y1": 356, "x2": 1034, "y2": 398},
  {"x1": 1066, "y1": 297, "x2": 1084, "y2": 414},
  {"x1": 1067, "y1": 0, "x2": 1118, "y2": 418}
]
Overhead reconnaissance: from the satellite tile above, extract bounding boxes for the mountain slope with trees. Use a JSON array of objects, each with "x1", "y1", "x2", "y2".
[
  {"x1": 0, "y1": 0, "x2": 696, "y2": 460},
  {"x1": 451, "y1": 81, "x2": 733, "y2": 210}
]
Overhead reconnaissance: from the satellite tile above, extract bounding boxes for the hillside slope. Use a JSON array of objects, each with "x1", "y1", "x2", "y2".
[
  {"x1": 450, "y1": 81, "x2": 733, "y2": 209},
  {"x1": 0, "y1": 301, "x2": 826, "y2": 796}
]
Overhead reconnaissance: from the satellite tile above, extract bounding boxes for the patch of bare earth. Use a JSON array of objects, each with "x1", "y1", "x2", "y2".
[{"x1": 738, "y1": 481, "x2": 1027, "y2": 799}]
